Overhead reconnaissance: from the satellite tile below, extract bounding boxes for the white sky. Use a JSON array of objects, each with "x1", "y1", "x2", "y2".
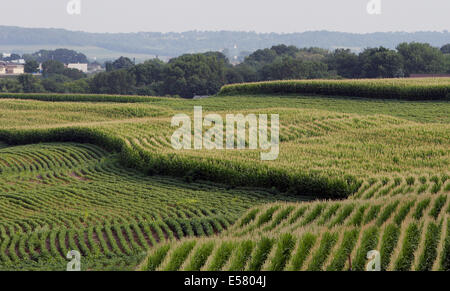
[{"x1": 1, "y1": 0, "x2": 449, "y2": 33}]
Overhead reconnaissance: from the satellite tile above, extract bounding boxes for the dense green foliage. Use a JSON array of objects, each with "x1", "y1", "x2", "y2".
[
  {"x1": 3, "y1": 42, "x2": 450, "y2": 98},
  {"x1": 23, "y1": 48, "x2": 89, "y2": 64},
  {"x1": 219, "y1": 78, "x2": 450, "y2": 100}
]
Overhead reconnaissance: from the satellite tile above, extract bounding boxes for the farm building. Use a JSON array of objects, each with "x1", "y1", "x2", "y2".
[
  {"x1": 66, "y1": 63, "x2": 88, "y2": 73},
  {"x1": 0, "y1": 61, "x2": 25, "y2": 75}
]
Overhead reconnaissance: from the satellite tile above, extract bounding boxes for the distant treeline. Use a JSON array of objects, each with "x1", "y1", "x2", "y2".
[
  {"x1": 1, "y1": 26, "x2": 450, "y2": 56},
  {"x1": 1, "y1": 43, "x2": 450, "y2": 98},
  {"x1": 1, "y1": 48, "x2": 90, "y2": 64}
]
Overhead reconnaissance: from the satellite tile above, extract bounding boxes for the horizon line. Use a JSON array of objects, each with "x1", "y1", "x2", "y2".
[{"x1": 1, "y1": 25, "x2": 449, "y2": 35}]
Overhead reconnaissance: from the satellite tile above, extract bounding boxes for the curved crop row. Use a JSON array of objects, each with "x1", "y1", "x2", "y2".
[{"x1": 141, "y1": 192, "x2": 450, "y2": 271}]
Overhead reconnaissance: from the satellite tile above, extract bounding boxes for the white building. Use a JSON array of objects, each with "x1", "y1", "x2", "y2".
[
  {"x1": 66, "y1": 63, "x2": 88, "y2": 73},
  {"x1": 0, "y1": 61, "x2": 24, "y2": 75},
  {"x1": 10, "y1": 59, "x2": 26, "y2": 65}
]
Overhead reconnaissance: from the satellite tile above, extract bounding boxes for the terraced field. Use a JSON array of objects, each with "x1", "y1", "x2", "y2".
[
  {"x1": 0, "y1": 82, "x2": 449, "y2": 270},
  {"x1": 140, "y1": 191, "x2": 450, "y2": 271}
]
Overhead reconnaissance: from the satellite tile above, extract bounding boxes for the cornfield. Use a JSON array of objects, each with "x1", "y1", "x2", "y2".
[
  {"x1": 140, "y1": 192, "x2": 450, "y2": 271},
  {"x1": 218, "y1": 78, "x2": 450, "y2": 100},
  {"x1": 0, "y1": 80, "x2": 448, "y2": 270}
]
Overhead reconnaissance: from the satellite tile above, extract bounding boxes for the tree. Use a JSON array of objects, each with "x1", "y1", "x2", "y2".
[
  {"x1": 42, "y1": 60, "x2": 65, "y2": 77},
  {"x1": 62, "y1": 68, "x2": 86, "y2": 80},
  {"x1": 1, "y1": 53, "x2": 21, "y2": 61},
  {"x1": 90, "y1": 69, "x2": 136, "y2": 94},
  {"x1": 443, "y1": 55, "x2": 450, "y2": 73},
  {"x1": 359, "y1": 47, "x2": 404, "y2": 78},
  {"x1": 17, "y1": 74, "x2": 44, "y2": 93},
  {"x1": 441, "y1": 44, "x2": 450, "y2": 54},
  {"x1": 0, "y1": 78, "x2": 22, "y2": 93},
  {"x1": 41, "y1": 74, "x2": 71, "y2": 92},
  {"x1": 64, "y1": 79, "x2": 90, "y2": 94},
  {"x1": 326, "y1": 49, "x2": 359, "y2": 78},
  {"x1": 24, "y1": 60, "x2": 39, "y2": 73},
  {"x1": 129, "y1": 59, "x2": 165, "y2": 86},
  {"x1": 41, "y1": 59, "x2": 85, "y2": 80},
  {"x1": 41, "y1": 78, "x2": 65, "y2": 93},
  {"x1": 107, "y1": 70, "x2": 136, "y2": 94},
  {"x1": 163, "y1": 52, "x2": 228, "y2": 97},
  {"x1": 243, "y1": 48, "x2": 278, "y2": 69},
  {"x1": 29, "y1": 49, "x2": 88, "y2": 64},
  {"x1": 397, "y1": 42, "x2": 444, "y2": 75},
  {"x1": 270, "y1": 44, "x2": 299, "y2": 57},
  {"x1": 106, "y1": 57, "x2": 135, "y2": 72},
  {"x1": 233, "y1": 65, "x2": 258, "y2": 82},
  {"x1": 260, "y1": 57, "x2": 330, "y2": 80},
  {"x1": 225, "y1": 67, "x2": 244, "y2": 84}
]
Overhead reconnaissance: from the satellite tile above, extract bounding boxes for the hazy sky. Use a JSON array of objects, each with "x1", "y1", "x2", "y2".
[{"x1": 2, "y1": 0, "x2": 449, "y2": 33}]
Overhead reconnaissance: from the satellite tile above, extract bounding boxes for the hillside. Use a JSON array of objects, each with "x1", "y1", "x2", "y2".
[
  {"x1": 1, "y1": 26, "x2": 450, "y2": 59},
  {"x1": 0, "y1": 80, "x2": 449, "y2": 270},
  {"x1": 0, "y1": 143, "x2": 296, "y2": 270},
  {"x1": 140, "y1": 191, "x2": 450, "y2": 271}
]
